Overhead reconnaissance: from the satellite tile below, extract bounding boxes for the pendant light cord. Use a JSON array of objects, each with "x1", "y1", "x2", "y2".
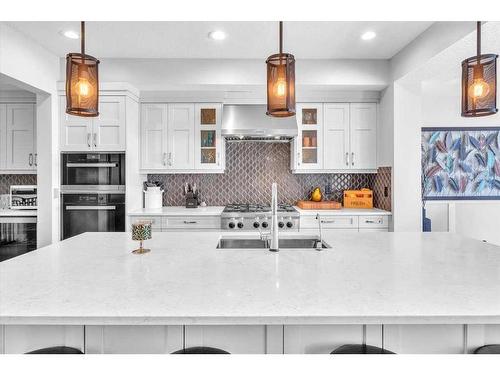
[
  {"x1": 81, "y1": 21, "x2": 85, "y2": 55},
  {"x1": 279, "y1": 21, "x2": 283, "y2": 55},
  {"x1": 477, "y1": 21, "x2": 481, "y2": 58}
]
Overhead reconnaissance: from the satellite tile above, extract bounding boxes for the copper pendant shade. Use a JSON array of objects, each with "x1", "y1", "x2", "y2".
[
  {"x1": 461, "y1": 22, "x2": 498, "y2": 117},
  {"x1": 66, "y1": 22, "x2": 100, "y2": 117},
  {"x1": 266, "y1": 21, "x2": 296, "y2": 117}
]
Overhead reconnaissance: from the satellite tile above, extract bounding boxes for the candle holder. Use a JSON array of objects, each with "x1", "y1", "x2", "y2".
[{"x1": 131, "y1": 221, "x2": 152, "y2": 254}]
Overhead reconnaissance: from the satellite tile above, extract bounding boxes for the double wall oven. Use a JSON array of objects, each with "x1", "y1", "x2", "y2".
[{"x1": 61, "y1": 153, "x2": 125, "y2": 240}]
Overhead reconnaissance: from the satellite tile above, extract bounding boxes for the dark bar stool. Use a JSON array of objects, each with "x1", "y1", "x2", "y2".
[
  {"x1": 26, "y1": 346, "x2": 84, "y2": 354},
  {"x1": 172, "y1": 346, "x2": 230, "y2": 354},
  {"x1": 474, "y1": 345, "x2": 500, "y2": 354},
  {"x1": 331, "y1": 344, "x2": 395, "y2": 354}
]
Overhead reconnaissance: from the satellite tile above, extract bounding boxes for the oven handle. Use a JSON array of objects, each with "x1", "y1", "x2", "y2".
[
  {"x1": 66, "y1": 206, "x2": 116, "y2": 210},
  {"x1": 66, "y1": 163, "x2": 118, "y2": 168}
]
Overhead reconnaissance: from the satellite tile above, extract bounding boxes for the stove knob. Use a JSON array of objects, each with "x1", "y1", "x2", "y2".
[
  {"x1": 253, "y1": 222, "x2": 260, "y2": 228},
  {"x1": 278, "y1": 222, "x2": 285, "y2": 228},
  {"x1": 261, "y1": 222, "x2": 268, "y2": 228},
  {"x1": 228, "y1": 222, "x2": 236, "y2": 229},
  {"x1": 237, "y1": 222, "x2": 244, "y2": 229},
  {"x1": 286, "y1": 222, "x2": 293, "y2": 228}
]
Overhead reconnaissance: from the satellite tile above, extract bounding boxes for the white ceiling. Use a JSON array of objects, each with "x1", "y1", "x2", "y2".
[{"x1": 7, "y1": 21, "x2": 433, "y2": 59}]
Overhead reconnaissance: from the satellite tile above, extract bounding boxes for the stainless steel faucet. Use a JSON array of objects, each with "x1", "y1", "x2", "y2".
[
  {"x1": 315, "y1": 213, "x2": 324, "y2": 251},
  {"x1": 269, "y1": 182, "x2": 279, "y2": 252}
]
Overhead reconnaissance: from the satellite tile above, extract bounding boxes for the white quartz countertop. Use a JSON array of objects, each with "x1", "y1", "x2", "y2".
[
  {"x1": 1, "y1": 231, "x2": 500, "y2": 325},
  {"x1": 0, "y1": 209, "x2": 37, "y2": 217},
  {"x1": 128, "y1": 206, "x2": 225, "y2": 216},
  {"x1": 293, "y1": 207, "x2": 391, "y2": 216}
]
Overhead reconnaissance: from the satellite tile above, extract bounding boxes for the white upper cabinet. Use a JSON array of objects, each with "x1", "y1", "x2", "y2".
[
  {"x1": 324, "y1": 103, "x2": 350, "y2": 170},
  {"x1": 292, "y1": 102, "x2": 377, "y2": 173},
  {"x1": 139, "y1": 102, "x2": 225, "y2": 173},
  {"x1": 93, "y1": 96, "x2": 126, "y2": 151},
  {"x1": 167, "y1": 104, "x2": 195, "y2": 170},
  {"x1": 349, "y1": 103, "x2": 377, "y2": 170},
  {"x1": 194, "y1": 103, "x2": 223, "y2": 170},
  {"x1": 60, "y1": 95, "x2": 126, "y2": 152},
  {"x1": 0, "y1": 104, "x2": 36, "y2": 171},
  {"x1": 293, "y1": 103, "x2": 323, "y2": 170},
  {"x1": 140, "y1": 104, "x2": 168, "y2": 169}
]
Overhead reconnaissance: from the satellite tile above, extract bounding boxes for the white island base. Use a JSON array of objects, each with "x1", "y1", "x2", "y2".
[{"x1": 2, "y1": 232, "x2": 500, "y2": 354}]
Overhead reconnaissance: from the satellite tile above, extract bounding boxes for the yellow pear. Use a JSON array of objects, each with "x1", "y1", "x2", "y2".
[{"x1": 311, "y1": 187, "x2": 322, "y2": 202}]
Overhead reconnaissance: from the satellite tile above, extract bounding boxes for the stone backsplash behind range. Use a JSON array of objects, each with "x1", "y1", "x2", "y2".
[
  {"x1": 149, "y1": 142, "x2": 391, "y2": 210},
  {"x1": 0, "y1": 174, "x2": 37, "y2": 194}
]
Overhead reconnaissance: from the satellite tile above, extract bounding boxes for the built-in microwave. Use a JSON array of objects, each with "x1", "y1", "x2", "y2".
[{"x1": 61, "y1": 153, "x2": 125, "y2": 192}]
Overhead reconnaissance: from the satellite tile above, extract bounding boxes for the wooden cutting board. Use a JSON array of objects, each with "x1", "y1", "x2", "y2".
[{"x1": 296, "y1": 200, "x2": 342, "y2": 210}]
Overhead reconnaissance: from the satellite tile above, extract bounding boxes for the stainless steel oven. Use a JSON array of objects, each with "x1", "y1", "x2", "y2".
[
  {"x1": 61, "y1": 193, "x2": 125, "y2": 240},
  {"x1": 61, "y1": 153, "x2": 125, "y2": 192},
  {"x1": 0, "y1": 217, "x2": 37, "y2": 262}
]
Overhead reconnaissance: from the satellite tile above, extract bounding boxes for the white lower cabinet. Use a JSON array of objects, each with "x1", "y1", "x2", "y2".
[
  {"x1": 466, "y1": 324, "x2": 500, "y2": 354},
  {"x1": 185, "y1": 325, "x2": 283, "y2": 354},
  {"x1": 284, "y1": 325, "x2": 366, "y2": 354},
  {"x1": 85, "y1": 325, "x2": 183, "y2": 354},
  {"x1": 129, "y1": 215, "x2": 221, "y2": 231},
  {"x1": 2, "y1": 325, "x2": 84, "y2": 354},
  {"x1": 299, "y1": 215, "x2": 390, "y2": 233},
  {"x1": 383, "y1": 325, "x2": 466, "y2": 354}
]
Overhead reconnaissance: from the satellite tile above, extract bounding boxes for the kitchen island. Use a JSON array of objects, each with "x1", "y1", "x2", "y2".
[{"x1": 1, "y1": 231, "x2": 500, "y2": 354}]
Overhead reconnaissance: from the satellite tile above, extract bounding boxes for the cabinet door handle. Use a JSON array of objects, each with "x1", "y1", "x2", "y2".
[
  {"x1": 163, "y1": 153, "x2": 167, "y2": 166},
  {"x1": 351, "y1": 152, "x2": 355, "y2": 166},
  {"x1": 87, "y1": 133, "x2": 91, "y2": 148},
  {"x1": 217, "y1": 152, "x2": 220, "y2": 166},
  {"x1": 93, "y1": 133, "x2": 97, "y2": 147},
  {"x1": 183, "y1": 220, "x2": 197, "y2": 224},
  {"x1": 34, "y1": 153, "x2": 37, "y2": 167},
  {"x1": 28, "y1": 153, "x2": 33, "y2": 166},
  {"x1": 345, "y1": 152, "x2": 349, "y2": 166},
  {"x1": 168, "y1": 152, "x2": 172, "y2": 166},
  {"x1": 297, "y1": 152, "x2": 301, "y2": 166}
]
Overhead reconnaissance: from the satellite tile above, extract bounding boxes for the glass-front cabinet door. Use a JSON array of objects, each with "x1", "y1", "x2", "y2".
[
  {"x1": 195, "y1": 103, "x2": 223, "y2": 170},
  {"x1": 293, "y1": 103, "x2": 323, "y2": 170}
]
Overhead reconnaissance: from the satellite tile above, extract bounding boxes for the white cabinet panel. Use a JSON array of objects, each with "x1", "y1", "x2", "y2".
[
  {"x1": 0, "y1": 105, "x2": 6, "y2": 169},
  {"x1": 384, "y1": 324, "x2": 465, "y2": 354},
  {"x1": 140, "y1": 104, "x2": 168, "y2": 169},
  {"x1": 60, "y1": 97, "x2": 93, "y2": 151},
  {"x1": 3, "y1": 325, "x2": 84, "y2": 354},
  {"x1": 168, "y1": 104, "x2": 195, "y2": 170},
  {"x1": 350, "y1": 103, "x2": 377, "y2": 170},
  {"x1": 93, "y1": 96, "x2": 126, "y2": 151},
  {"x1": 324, "y1": 103, "x2": 350, "y2": 170},
  {"x1": 5, "y1": 104, "x2": 36, "y2": 170},
  {"x1": 358, "y1": 215, "x2": 389, "y2": 229},
  {"x1": 185, "y1": 325, "x2": 278, "y2": 354},
  {"x1": 85, "y1": 325, "x2": 183, "y2": 354},
  {"x1": 467, "y1": 325, "x2": 500, "y2": 354},
  {"x1": 284, "y1": 325, "x2": 364, "y2": 354}
]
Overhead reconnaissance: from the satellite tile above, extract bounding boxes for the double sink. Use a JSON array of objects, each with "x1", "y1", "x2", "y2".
[{"x1": 216, "y1": 235, "x2": 331, "y2": 250}]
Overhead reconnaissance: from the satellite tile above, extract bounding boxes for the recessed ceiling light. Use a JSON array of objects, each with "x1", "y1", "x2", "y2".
[
  {"x1": 208, "y1": 30, "x2": 226, "y2": 41},
  {"x1": 60, "y1": 30, "x2": 79, "y2": 39},
  {"x1": 361, "y1": 31, "x2": 376, "y2": 41}
]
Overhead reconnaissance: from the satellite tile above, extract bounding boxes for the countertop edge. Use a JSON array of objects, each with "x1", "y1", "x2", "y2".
[{"x1": 2, "y1": 315, "x2": 499, "y2": 326}]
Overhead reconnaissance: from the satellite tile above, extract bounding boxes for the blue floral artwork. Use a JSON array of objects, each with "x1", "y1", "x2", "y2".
[{"x1": 422, "y1": 127, "x2": 500, "y2": 200}]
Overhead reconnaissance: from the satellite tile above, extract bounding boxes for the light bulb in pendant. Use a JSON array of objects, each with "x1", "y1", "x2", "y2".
[
  {"x1": 468, "y1": 78, "x2": 490, "y2": 99},
  {"x1": 75, "y1": 77, "x2": 92, "y2": 97},
  {"x1": 274, "y1": 78, "x2": 286, "y2": 97}
]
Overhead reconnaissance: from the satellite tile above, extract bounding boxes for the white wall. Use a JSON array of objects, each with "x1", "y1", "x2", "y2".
[{"x1": 0, "y1": 22, "x2": 61, "y2": 246}]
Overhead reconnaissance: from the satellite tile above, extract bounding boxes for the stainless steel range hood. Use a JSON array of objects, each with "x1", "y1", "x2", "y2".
[{"x1": 222, "y1": 105, "x2": 297, "y2": 141}]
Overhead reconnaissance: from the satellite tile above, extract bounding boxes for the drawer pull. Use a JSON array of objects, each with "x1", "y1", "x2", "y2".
[
  {"x1": 365, "y1": 220, "x2": 375, "y2": 223},
  {"x1": 183, "y1": 220, "x2": 197, "y2": 224},
  {"x1": 321, "y1": 220, "x2": 336, "y2": 224}
]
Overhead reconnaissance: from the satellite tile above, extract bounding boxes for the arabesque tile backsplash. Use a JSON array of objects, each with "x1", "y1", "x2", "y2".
[{"x1": 149, "y1": 143, "x2": 392, "y2": 211}]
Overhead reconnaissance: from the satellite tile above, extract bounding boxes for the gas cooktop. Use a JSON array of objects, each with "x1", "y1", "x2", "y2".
[{"x1": 223, "y1": 203, "x2": 297, "y2": 214}]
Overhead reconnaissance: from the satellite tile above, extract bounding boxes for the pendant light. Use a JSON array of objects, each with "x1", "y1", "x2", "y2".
[
  {"x1": 266, "y1": 21, "x2": 296, "y2": 117},
  {"x1": 66, "y1": 21, "x2": 100, "y2": 117},
  {"x1": 461, "y1": 22, "x2": 498, "y2": 117}
]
